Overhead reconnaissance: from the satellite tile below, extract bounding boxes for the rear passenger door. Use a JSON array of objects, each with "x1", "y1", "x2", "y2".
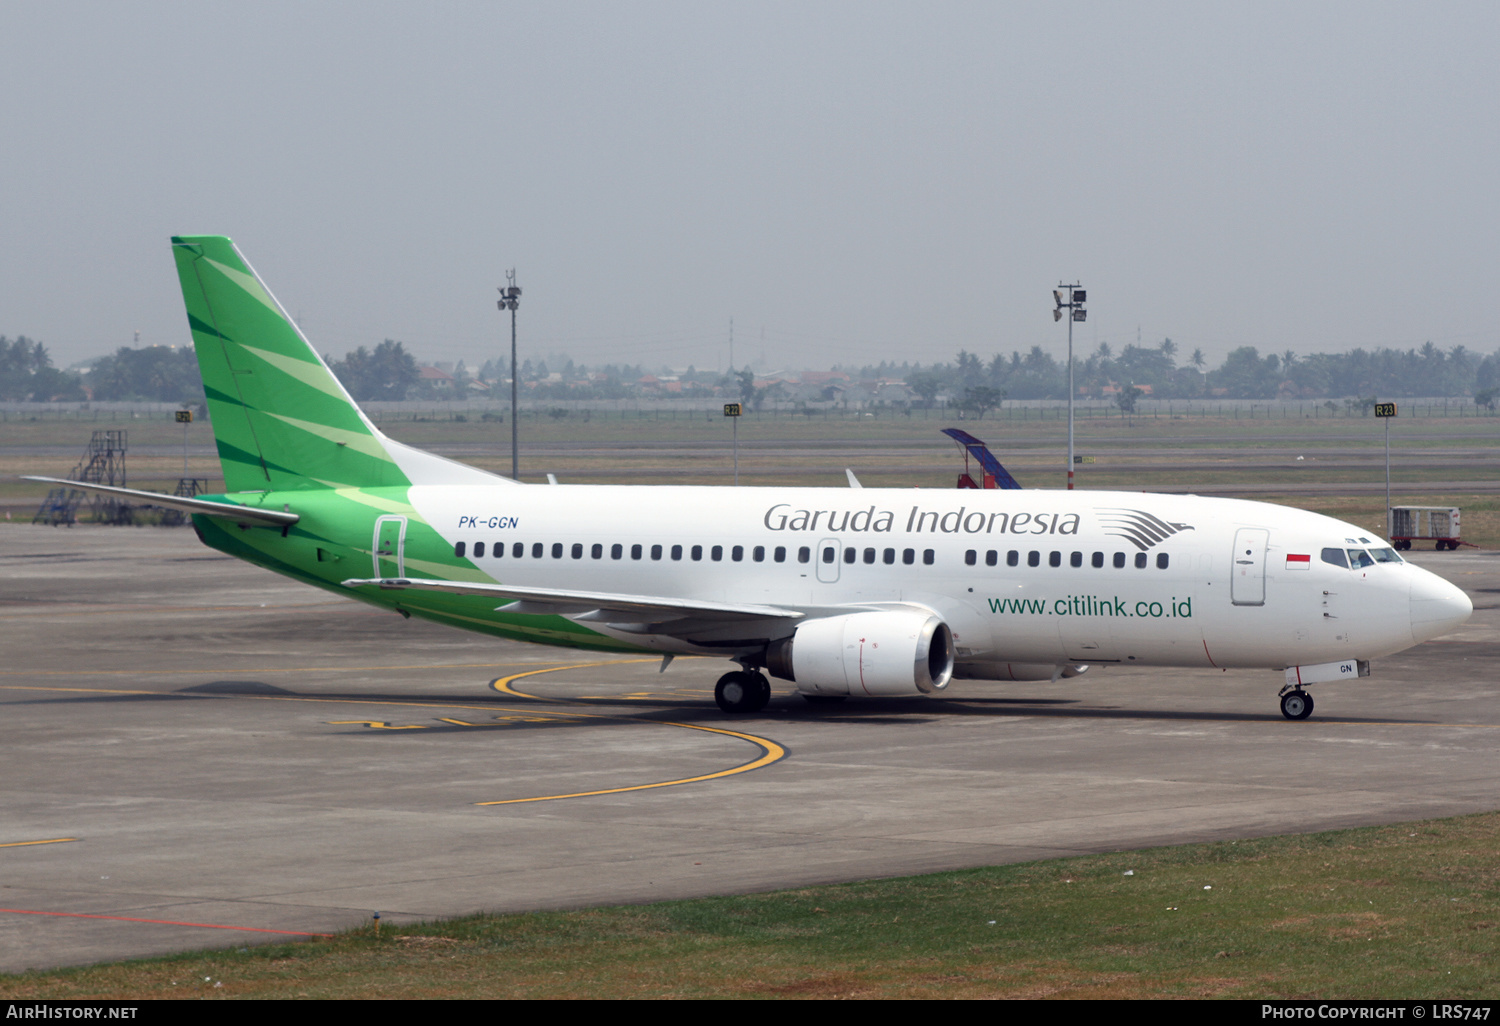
[{"x1": 373, "y1": 515, "x2": 407, "y2": 578}]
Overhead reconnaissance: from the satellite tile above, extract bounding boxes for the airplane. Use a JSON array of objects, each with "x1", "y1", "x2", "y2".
[{"x1": 27, "y1": 236, "x2": 1473, "y2": 720}]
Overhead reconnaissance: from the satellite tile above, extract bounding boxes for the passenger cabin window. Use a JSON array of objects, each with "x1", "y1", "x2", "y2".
[
  {"x1": 571, "y1": 543, "x2": 583, "y2": 559},
  {"x1": 474, "y1": 542, "x2": 485, "y2": 557},
  {"x1": 710, "y1": 545, "x2": 723, "y2": 562},
  {"x1": 591, "y1": 543, "x2": 603, "y2": 559},
  {"x1": 1007, "y1": 550, "x2": 1019, "y2": 567},
  {"x1": 1113, "y1": 552, "x2": 1126, "y2": 568},
  {"x1": 822, "y1": 546, "x2": 835, "y2": 564},
  {"x1": 773, "y1": 546, "x2": 786, "y2": 563},
  {"x1": 798, "y1": 547, "x2": 811, "y2": 563},
  {"x1": 903, "y1": 548, "x2": 916, "y2": 565},
  {"x1": 843, "y1": 547, "x2": 856, "y2": 564},
  {"x1": 1092, "y1": 551, "x2": 1104, "y2": 568},
  {"x1": 1027, "y1": 551, "x2": 1040, "y2": 567},
  {"x1": 552, "y1": 543, "x2": 564, "y2": 559},
  {"x1": 863, "y1": 547, "x2": 876, "y2": 564},
  {"x1": 1049, "y1": 551, "x2": 1062, "y2": 568},
  {"x1": 532, "y1": 543, "x2": 544, "y2": 558},
  {"x1": 883, "y1": 548, "x2": 896, "y2": 565},
  {"x1": 986, "y1": 550, "x2": 998, "y2": 567},
  {"x1": 454, "y1": 541, "x2": 466, "y2": 558},
  {"x1": 611, "y1": 544, "x2": 623, "y2": 559},
  {"x1": 1156, "y1": 553, "x2": 1169, "y2": 569},
  {"x1": 1135, "y1": 552, "x2": 1147, "y2": 569},
  {"x1": 631, "y1": 543, "x2": 642, "y2": 560},
  {"x1": 965, "y1": 549, "x2": 978, "y2": 566},
  {"x1": 1070, "y1": 551, "x2": 1082, "y2": 568},
  {"x1": 923, "y1": 549, "x2": 935, "y2": 565},
  {"x1": 671, "y1": 544, "x2": 683, "y2": 561},
  {"x1": 513, "y1": 542, "x2": 523, "y2": 558},
  {"x1": 651, "y1": 544, "x2": 663, "y2": 560}
]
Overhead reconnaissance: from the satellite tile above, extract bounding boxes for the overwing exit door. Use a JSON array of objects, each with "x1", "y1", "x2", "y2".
[{"x1": 815, "y1": 538, "x2": 841, "y2": 583}]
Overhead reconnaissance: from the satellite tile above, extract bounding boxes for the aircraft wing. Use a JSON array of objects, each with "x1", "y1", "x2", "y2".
[
  {"x1": 339, "y1": 577, "x2": 806, "y2": 624},
  {"x1": 22, "y1": 476, "x2": 299, "y2": 526}
]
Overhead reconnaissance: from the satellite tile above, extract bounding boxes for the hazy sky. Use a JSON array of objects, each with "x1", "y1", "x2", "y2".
[{"x1": 3, "y1": 1, "x2": 1497, "y2": 374}]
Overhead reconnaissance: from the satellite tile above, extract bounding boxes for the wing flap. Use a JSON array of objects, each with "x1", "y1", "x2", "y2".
[{"x1": 339, "y1": 577, "x2": 805, "y2": 623}]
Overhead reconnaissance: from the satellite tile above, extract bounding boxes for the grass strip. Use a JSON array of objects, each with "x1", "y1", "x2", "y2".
[{"x1": 4, "y1": 812, "x2": 1498, "y2": 999}]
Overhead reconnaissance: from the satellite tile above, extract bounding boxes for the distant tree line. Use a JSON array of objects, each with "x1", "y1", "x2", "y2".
[
  {"x1": 847, "y1": 341, "x2": 1500, "y2": 407},
  {"x1": 321, "y1": 342, "x2": 653, "y2": 401},
  {"x1": 87, "y1": 345, "x2": 204, "y2": 403},
  {"x1": 6, "y1": 334, "x2": 1500, "y2": 406},
  {"x1": 325, "y1": 340, "x2": 420, "y2": 401},
  {"x1": 0, "y1": 336, "x2": 85, "y2": 401}
]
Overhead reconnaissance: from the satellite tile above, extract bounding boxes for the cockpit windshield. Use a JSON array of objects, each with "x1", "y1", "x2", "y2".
[
  {"x1": 1347, "y1": 549, "x2": 1375, "y2": 569},
  {"x1": 1370, "y1": 547, "x2": 1403, "y2": 563}
]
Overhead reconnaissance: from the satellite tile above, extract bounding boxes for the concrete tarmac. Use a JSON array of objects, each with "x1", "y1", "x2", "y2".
[{"x1": 1, "y1": 524, "x2": 1496, "y2": 972}]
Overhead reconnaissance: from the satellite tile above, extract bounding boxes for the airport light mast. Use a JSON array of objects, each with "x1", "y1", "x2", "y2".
[
  {"x1": 1053, "y1": 283, "x2": 1086, "y2": 489},
  {"x1": 498, "y1": 270, "x2": 522, "y2": 480}
]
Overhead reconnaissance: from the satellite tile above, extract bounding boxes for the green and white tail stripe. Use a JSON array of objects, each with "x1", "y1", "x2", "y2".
[{"x1": 172, "y1": 236, "x2": 509, "y2": 492}]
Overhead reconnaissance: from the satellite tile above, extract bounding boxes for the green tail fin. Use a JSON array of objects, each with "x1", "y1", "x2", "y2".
[{"x1": 172, "y1": 236, "x2": 410, "y2": 493}]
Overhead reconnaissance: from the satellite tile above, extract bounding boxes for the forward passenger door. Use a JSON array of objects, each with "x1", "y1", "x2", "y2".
[{"x1": 1231, "y1": 528, "x2": 1268, "y2": 606}]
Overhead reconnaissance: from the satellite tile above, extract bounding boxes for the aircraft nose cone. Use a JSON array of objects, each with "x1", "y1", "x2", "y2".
[{"x1": 1409, "y1": 570, "x2": 1472, "y2": 643}]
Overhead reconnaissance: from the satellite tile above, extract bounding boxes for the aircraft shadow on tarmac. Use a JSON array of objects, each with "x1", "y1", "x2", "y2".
[{"x1": 8, "y1": 680, "x2": 1439, "y2": 728}]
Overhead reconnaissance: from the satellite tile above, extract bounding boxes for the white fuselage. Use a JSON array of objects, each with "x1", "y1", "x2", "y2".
[{"x1": 406, "y1": 484, "x2": 1470, "y2": 674}]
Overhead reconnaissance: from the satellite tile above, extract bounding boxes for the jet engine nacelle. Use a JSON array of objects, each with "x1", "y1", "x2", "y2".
[{"x1": 765, "y1": 610, "x2": 954, "y2": 696}]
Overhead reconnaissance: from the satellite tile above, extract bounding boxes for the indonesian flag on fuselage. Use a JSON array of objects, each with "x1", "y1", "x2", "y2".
[{"x1": 1286, "y1": 553, "x2": 1311, "y2": 570}]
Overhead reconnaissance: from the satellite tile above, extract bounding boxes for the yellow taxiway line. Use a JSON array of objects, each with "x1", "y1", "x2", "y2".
[
  {"x1": 0, "y1": 660, "x2": 790, "y2": 806},
  {"x1": 478, "y1": 662, "x2": 788, "y2": 804}
]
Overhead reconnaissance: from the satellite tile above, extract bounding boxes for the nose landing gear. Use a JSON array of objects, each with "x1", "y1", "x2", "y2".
[
  {"x1": 715, "y1": 670, "x2": 772, "y2": 714},
  {"x1": 1278, "y1": 687, "x2": 1314, "y2": 720}
]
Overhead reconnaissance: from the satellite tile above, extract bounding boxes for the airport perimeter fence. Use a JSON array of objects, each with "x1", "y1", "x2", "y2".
[{"x1": 3, "y1": 397, "x2": 1498, "y2": 424}]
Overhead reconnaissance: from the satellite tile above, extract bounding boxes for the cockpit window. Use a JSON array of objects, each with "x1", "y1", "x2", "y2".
[
  {"x1": 1370, "y1": 547, "x2": 1403, "y2": 563},
  {"x1": 1347, "y1": 549, "x2": 1375, "y2": 569},
  {"x1": 1321, "y1": 547, "x2": 1348, "y2": 569}
]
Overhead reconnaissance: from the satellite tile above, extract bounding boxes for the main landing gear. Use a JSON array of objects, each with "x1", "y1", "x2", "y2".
[
  {"x1": 1278, "y1": 688, "x2": 1314, "y2": 720},
  {"x1": 715, "y1": 669, "x2": 771, "y2": 714}
]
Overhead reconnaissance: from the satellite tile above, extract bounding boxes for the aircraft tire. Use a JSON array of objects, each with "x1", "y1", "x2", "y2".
[
  {"x1": 1280, "y1": 690, "x2": 1314, "y2": 720},
  {"x1": 749, "y1": 671, "x2": 772, "y2": 710},
  {"x1": 715, "y1": 671, "x2": 768, "y2": 714}
]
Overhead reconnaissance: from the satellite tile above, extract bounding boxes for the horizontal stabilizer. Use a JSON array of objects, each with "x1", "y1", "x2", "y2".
[
  {"x1": 340, "y1": 577, "x2": 804, "y2": 623},
  {"x1": 22, "y1": 477, "x2": 298, "y2": 526}
]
